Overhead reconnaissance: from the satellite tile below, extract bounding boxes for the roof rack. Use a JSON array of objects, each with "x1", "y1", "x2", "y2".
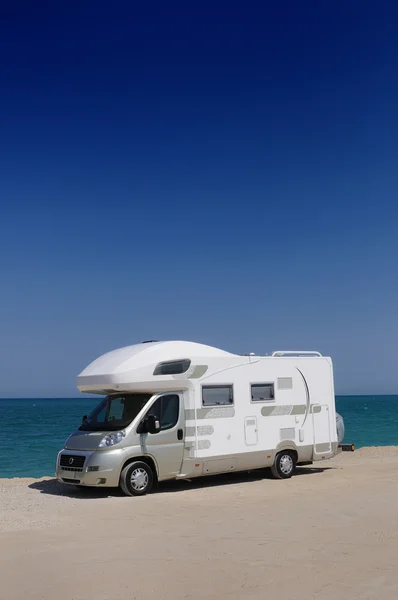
[{"x1": 271, "y1": 351, "x2": 322, "y2": 357}]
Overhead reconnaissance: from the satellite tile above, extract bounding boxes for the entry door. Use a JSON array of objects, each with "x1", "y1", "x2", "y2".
[
  {"x1": 140, "y1": 394, "x2": 185, "y2": 479},
  {"x1": 244, "y1": 416, "x2": 258, "y2": 446},
  {"x1": 312, "y1": 404, "x2": 332, "y2": 456}
]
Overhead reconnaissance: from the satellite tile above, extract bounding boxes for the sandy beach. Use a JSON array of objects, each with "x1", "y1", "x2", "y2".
[{"x1": 1, "y1": 447, "x2": 398, "y2": 600}]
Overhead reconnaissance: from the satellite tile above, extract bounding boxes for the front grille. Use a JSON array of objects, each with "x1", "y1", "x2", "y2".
[{"x1": 59, "y1": 454, "x2": 86, "y2": 472}]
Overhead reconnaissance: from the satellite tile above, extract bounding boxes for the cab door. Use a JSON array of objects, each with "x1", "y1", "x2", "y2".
[{"x1": 140, "y1": 394, "x2": 185, "y2": 479}]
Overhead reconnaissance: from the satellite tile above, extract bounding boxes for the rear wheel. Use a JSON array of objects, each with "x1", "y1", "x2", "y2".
[
  {"x1": 271, "y1": 451, "x2": 296, "y2": 479},
  {"x1": 120, "y1": 461, "x2": 154, "y2": 496}
]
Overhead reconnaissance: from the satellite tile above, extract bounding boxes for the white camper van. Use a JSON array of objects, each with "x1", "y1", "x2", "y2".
[{"x1": 56, "y1": 340, "x2": 345, "y2": 495}]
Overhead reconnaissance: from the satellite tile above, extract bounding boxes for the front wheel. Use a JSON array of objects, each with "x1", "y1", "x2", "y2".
[
  {"x1": 271, "y1": 451, "x2": 296, "y2": 479},
  {"x1": 120, "y1": 461, "x2": 154, "y2": 496}
]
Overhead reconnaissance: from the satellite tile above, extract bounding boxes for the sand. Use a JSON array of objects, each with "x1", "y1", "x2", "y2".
[{"x1": 1, "y1": 447, "x2": 398, "y2": 599}]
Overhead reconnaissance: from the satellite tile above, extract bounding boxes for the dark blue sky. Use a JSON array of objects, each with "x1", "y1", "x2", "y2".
[{"x1": 1, "y1": 2, "x2": 397, "y2": 396}]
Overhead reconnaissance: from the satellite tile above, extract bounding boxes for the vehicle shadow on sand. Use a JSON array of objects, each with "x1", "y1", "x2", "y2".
[
  {"x1": 158, "y1": 465, "x2": 333, "y2": 493},
  {"x1": 28, "y1": 465, "x2": 333, "y2": 499},
  {"x1": 28, "y1": 479, "x2": 125, "y2": 499}
]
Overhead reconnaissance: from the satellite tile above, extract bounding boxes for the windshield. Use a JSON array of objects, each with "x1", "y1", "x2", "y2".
[{"x1": 79, "y1": 393, "x2": 152, "y2": 431}]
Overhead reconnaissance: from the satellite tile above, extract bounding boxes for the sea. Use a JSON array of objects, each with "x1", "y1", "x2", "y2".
[{"x1": 0, "y1": 396, "x2": 397, "y2": 479}]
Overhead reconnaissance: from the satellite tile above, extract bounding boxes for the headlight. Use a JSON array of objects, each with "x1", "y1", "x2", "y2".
[{"x1": 98, "y1": 430, "x2": 126, "y2": 448}]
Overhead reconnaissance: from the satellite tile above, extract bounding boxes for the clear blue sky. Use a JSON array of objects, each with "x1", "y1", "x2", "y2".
[{"x1": 1, "y1": 2, "x2": 397, "y2": 397}]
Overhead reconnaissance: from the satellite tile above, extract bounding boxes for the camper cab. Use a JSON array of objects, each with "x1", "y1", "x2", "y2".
[{"x1": 56, "y1": 340, "x2": 344, "y2": 496}]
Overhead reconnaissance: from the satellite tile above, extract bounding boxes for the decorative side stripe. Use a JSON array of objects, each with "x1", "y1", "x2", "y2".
[
  {"x1": 196, "y1": 407, "x2": 235, "y2": 419},
  {"x1": 197, "y1": 425, "x2": 214, "y2": 436},
  {"x1": 190, "y1": 365, "x2": 208, "y2": 379},
  {"x1": 295, "y1": 367, "x2": 311, "y2": 427},
  {"x1": 261, "y1": 405, "x2": 297, "y2": 416},
  {"x1": 261, "y1": 404, "x2": 322, "y2": 417},
  {"x1": 185, "y1": 409, "x2": 196, "y2": 420},
  {"x1": 188, "y1": 404, "x2": 323, "y2": 420},
  {"x1": 172, "y1": 364, "x2": 208, "y2": 379},
  {"x1": 291, "y1": 405, "x2": 307, "y2": 415},
  {"x1": 197, "y1": 440, "x2": 211, "y2": 450}
]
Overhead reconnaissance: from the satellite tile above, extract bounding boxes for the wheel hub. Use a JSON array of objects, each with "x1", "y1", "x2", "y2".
[
  {"x1": 280, "y1": 454, "x2": 293, "y2": 475},
  {"x1": 130, "y1": 468, "x2": 148, "y2": 491}
]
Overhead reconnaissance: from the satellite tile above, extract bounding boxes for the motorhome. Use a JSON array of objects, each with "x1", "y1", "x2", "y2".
[{"x1": 56, "y1": 340, "x2": 345, "y2": 495}]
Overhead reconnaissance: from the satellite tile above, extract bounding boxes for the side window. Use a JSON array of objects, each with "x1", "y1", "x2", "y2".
[
  {"x1": 202, "y1": 385, "x2": 233, "y2": 407},
  {"x1": 147, "y1": 395, "x2": 179, "y2": 431},
  {"x1": 251, "y1": 383, "x2": 275, "y2": 402}
]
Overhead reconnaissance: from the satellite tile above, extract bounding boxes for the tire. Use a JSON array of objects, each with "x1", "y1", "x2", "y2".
[
  {"x1": 120, "y1": 461, "x2": 154, "y2": 496},
  {"x1": 271, "y1": 451, "x2": 296, "y2": 480}
]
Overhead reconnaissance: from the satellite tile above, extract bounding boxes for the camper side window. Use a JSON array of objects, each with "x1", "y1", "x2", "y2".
[
  {"x1": 251, "y1": 383, "x2": 275, "y2": 402},
  {"x1": 202, "y1": 386, "x2": 233, "y2": 407}
]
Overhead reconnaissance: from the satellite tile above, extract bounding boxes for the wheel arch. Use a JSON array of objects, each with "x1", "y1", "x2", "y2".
[
  {"x1": 119, "y1": 455, "x2": 159, "y2": 483},
  {"x1": 275, "y1": 442, "x2": 298, "y2": 463}
]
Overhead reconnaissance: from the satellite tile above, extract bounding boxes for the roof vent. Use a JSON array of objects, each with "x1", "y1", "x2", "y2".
[{"x1": 142, "y1": 340, "x2": 159, "y2": 344}]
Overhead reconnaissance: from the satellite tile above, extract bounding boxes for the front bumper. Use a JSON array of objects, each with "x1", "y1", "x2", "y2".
[{"x1": 56, "y1": 448, "x2": 125, "y2": 487}]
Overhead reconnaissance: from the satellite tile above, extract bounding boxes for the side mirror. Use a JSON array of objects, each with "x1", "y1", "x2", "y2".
[
  {"x1": 82, "y1": 415, "x2": 87, "y2": 424},
  {"x1": 146, "y1": 414, "x2": 161, "y2": 434}
]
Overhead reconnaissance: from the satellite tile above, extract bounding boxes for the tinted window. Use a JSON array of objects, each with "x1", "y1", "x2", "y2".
[
  {"x1": 202, "y1": 386, "x2": 233, "y2": 407},
  {"x1": 251, "y1": 384, "x2": 275, "y2": 402},
  {"x1": 107, "y1": 397, "x2": 125, "y2": 420},
  {"x1": 153, "y1": 360, "x2": 191, "y2": 375},
  {"x1": 80, "y1": 394, "x2": 152, "y2": 431},
  {"x1": 147, "y1": 394, "x2": 179, "y2": 430}
]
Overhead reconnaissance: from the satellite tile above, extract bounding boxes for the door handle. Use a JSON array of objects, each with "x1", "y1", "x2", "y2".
[{"x1": 177, "y1": 429, "x2": 183, "y2": 440}]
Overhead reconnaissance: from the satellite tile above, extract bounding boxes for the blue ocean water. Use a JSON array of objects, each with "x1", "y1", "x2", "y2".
[
  {"x1": 0, "y1": 398, "x2": 98, "y2": 479},
  {"x1": 0, "y1": 396, "x2": 397, "y2": 478}
]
